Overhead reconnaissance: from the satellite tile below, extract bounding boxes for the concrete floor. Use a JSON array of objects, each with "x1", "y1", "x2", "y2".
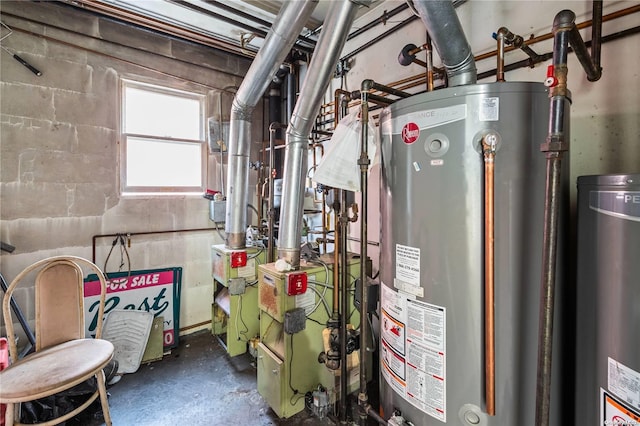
[{"x1": 79, "y1": 330, "x2": 365, "y2": 425}]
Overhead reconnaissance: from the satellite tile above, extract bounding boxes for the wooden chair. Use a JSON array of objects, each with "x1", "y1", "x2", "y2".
[{"x1": 0, "y1": 256, "x2": 114, "y2": 426}]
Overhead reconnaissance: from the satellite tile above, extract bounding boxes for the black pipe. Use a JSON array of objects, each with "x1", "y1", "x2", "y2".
[
  {"x1": 357, "y1": 79, "x2": 373, "y2": 425},
  {"x1": 535, "y1": 10, "x2": 573, "y2": 426},
  {"x1": 268, "y1": 122, "x2": 286, "y2": 263},
  {"x1": 92, "y1": 227, "x2": 218, "y2": 263},
  {"x1": 285, "y1": 65, "x2": 296, "y2": 123},
  {"x1": 341, "y1": 15, "x2": 420, "y2": 62},
  {"x1": 168, "y1": 0, "x2": 315, "y2": 54},
  {"x1": 347, "y1": 3, "x2": 408, "y2": 41},
  {"x1": 203, "y1": 0, "x2": 272, "y2": 29},
  {"x1": 560, "y1": 11, "x2": 602, "y2": 81},
  {"x1": 591, "y1": 0, "x2": 603, "y2": 74},
  {"x1": 475, "y1": 25, "x2": 639, "y2": 81},
  {"x1": 339, "y1": 190, "x2": 349, "y2": 424},
  {"x1": 169, "y1": 0, "x2": 268, "y2": 38}
]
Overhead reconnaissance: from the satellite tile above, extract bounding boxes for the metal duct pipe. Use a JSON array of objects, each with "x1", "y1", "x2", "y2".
[
  {"x1": 225, "y1": 0, "x2": 317, "y2": 249},
  {"x1": 278, "y1": 0, "x2": 370, "y2": 267},
  {"x1": 412, "y1": 0, "x2": 477, "y2": 86}
]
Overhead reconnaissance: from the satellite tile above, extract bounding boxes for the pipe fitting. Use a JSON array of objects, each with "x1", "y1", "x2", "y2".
[{"x1": 553, "y1": 9, "x2": 577, "y2": 33}]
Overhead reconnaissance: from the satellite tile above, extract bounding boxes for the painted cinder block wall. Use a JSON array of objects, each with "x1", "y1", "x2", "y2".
[{"x1": 0, "y1": 1, "x2": 263, "y2": 339}]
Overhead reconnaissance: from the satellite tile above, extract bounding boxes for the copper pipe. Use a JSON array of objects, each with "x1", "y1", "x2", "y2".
[
  {"x1": 425, "y1": 33, "x2": 435, "y2": 91},
  {"x1": 482, "y1": 132, "x2": 498, "y2": 416},
  {"x1": 317, "y1": 3, "x2": 637, "y2": 118},
  {"x1": 476, "y1": 4, "x2": 640, "y2": 62}
]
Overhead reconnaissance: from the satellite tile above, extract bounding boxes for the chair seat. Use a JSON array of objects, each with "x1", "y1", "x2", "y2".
[{"x1": 0, "y1": 338, "x2": 114, "y2": 403}]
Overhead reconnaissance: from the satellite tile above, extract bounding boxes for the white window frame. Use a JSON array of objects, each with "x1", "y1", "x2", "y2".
[{"x1": 120, "y1": 79, "x2": 207, "y2": 196}]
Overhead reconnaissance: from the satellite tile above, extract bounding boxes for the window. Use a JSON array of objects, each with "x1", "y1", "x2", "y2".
[{"x1": 121, "y1": 80, "x2": 206, "y2": 195}]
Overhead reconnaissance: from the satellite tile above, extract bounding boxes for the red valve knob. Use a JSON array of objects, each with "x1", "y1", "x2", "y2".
[{"x1": 544, "y1": 64, "x2": 558, "y2": 87}]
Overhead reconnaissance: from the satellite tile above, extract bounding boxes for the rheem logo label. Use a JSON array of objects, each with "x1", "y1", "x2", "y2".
[{"x1": 402, "y1": 122, "x2": 420, "y2": 144}]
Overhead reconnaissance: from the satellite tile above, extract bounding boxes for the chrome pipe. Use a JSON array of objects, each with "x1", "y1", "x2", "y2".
[
  {"x1": 278, "y1": 0, "x2": 371, "y2": 267},
  {"x1": 225, "y1": 0, "x2": 318, "y2": 248}
]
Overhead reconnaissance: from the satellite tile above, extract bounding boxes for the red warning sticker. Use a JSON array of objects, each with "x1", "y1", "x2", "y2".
[{"x1": 401, "y1": 122, "x2": 420, "y2": 144}]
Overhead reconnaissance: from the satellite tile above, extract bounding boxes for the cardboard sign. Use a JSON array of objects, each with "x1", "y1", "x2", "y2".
[{"x1": 84, "y1": 268, "x2": 182, "y2": 348}]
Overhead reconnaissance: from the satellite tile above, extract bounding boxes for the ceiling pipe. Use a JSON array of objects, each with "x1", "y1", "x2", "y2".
[
  {"x1": 224, "y1": 0, "x2": 318, "y2": 249},
  {"x1": 277, "y1": 0, "x2": 372, "y2": 268},
  {"x1": 412, "y1": 0, "x2": 477, "y2": 86}
]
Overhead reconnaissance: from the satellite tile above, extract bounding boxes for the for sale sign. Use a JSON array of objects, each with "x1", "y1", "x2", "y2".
[{"x1": 84, "y1": 268, "x2": 182, "y2": 348}]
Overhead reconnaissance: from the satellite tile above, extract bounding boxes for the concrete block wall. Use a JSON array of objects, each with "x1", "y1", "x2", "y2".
[{"x1": 0, "y1": 1, "x2": 265, "y2": 339}]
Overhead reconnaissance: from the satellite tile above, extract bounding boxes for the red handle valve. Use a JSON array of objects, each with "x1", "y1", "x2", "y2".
[{"x1": 544, "y1": 65, "x2": 558, "y2": 87}]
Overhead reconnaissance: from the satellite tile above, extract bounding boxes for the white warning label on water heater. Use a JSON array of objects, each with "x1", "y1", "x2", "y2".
[
  {"x1": 608, "y1": 358, "x2": 640, "y2": 411},
  {"x1": 601, "y1": 389, "x2": 640, "y2": 426},
  {"x1": 381, "y1": 284, "x2": 447, "y2": 422},
  {"x1": 396, "y1": 244, "x2": 421, "y2": 286},
  {"x1": 479, "y1": 97, "x2": 499, "y2": 121}
]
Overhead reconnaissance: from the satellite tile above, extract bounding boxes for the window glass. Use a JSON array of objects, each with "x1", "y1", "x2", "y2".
[{"x1": 121, "y1": 80, "x2": 205, "y2": 195}]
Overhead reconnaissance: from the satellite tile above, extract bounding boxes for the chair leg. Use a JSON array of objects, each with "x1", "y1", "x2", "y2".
[
  {"x1": 96, "y1": 370, "x2": 112, "y2": 426},
  {"x1": 5, "y1": 402, "x2": 15, "y2": 426}
]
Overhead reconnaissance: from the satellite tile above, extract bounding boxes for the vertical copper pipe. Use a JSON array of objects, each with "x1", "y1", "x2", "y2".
[
  {"x1": 331, "y1": 90, "x2": 349, "y2": 317},
  {"x1": 425, "y1": 33, "x2": 435, "y2": 91},
  {"x1": 482, "y1": 133, "x2": 498, "y2": 416}
]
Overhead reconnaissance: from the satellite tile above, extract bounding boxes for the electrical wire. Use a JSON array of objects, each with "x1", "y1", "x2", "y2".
[
  {"x1": 103, "y1": 233, "x2": 131, "y2": 282},
  {"x1": 212, "y1": 220, "x2": 225, "y2": 241},
  {"x1": 308, "y1": 285, "x2": 331, "y2": 317},
  {"x1": 305, "y1": 259, "x2": 331, "y2": 317},
  {"x1": 235, "y1": 295, "x2": 249, "y2": 342},
  {"x1": 288, "y1": 333, "x2": 299, "y2": 398}
]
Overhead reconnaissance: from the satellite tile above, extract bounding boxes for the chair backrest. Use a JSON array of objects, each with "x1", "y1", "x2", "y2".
[
  {"x1": 2, "y1": 256, "x2": 108, "y2": 362},
  {"x1": 35, "y1": 260, "x2": 85, "y2": 350}
]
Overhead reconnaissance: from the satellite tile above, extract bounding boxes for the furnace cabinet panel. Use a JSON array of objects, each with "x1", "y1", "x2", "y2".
[
  {"x1": 211, "y1": 244, "x2": 265, "y2": 357},
  {"x1": 257, "y1": 259, "x2": 363, "y2": 418}
]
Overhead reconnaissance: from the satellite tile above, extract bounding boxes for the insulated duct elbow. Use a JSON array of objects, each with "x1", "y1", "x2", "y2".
[
  {"x1": 224, "y1": 0, "x2": 318, "y2": 249},
  {"x1": 412, "y1": 0, "x2": 476, "y2": 86}
]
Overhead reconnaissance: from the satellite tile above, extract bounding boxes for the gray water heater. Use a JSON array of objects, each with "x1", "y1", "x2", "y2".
[
  {"x1": 378, "y1": 82, "x2": 570, "y2": 425},
  {"x1": 575, "y1": 174, "x2": 640, "y2": 425}
]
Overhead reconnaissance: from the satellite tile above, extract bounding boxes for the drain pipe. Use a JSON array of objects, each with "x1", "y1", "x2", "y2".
[
  {"x1": 412, "y1": 0, "x2": 477, "y2": 86},
  {"x1": 536, "y1": 8, "x2": 602, "y2": 426},
  {"x1": 225, "y1": 0, "x2": 317, "y2": 249},
  {"x1": 278, "y1": 0, "x2": 371, "y2": 268},
  {"x1": 358, "y1": 80, "x2": 409, "y2": 426}
]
